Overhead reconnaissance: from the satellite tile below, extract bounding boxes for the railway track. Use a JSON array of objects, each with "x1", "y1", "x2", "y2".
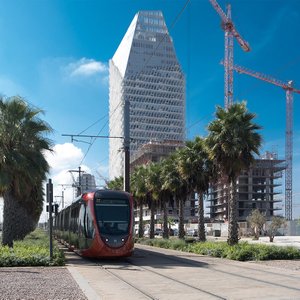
[
  {"x1": 97, "y1": 258, "x2": 226, "y2": 300},
  {"x1": 92, "y1": 246, "x2": 300, "y2": 299},
  {"x1": 69, "y1": 245, "x2": 300, "y2": 299}
]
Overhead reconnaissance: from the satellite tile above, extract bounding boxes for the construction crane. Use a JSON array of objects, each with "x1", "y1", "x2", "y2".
[
  {"x1": 209, "y1": 0, "x2": 250, "y2": 109},
  {"x1": 231, "y1": 62, "x2": 300, "y2": 220}
]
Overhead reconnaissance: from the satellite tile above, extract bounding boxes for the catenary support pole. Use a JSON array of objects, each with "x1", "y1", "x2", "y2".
[
  {"x1": 124, "y1": 98, "x2": 130, "y2": 193},
  {"x1": 47, "y1": 178, "x2": 53, "y2": 261}
]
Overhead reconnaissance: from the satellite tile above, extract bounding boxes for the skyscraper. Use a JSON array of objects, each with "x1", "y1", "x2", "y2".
[{"x1": 109, "y1": 11, "x2": 185, "y2": 179}]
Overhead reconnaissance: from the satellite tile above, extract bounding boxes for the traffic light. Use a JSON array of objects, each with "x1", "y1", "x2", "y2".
[{"x1": 46, "y1": 204, "x2": 59, "y2": 215}]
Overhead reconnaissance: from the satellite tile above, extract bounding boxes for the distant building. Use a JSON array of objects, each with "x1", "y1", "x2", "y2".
[
  {"x1": 78, "y1": 173, "x2": 96, "y2": 193},
  {"x1": 109, "y1": 10, "x2": 185, "y2": 180},
  {"x1": 207, "y1": 152, "x2": 286, "y2": 222},
  {"x1": 130, "y1": 139, "x2": 184, "y2": 171}
]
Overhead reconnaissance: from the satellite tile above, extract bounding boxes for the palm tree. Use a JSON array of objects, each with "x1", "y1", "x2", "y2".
[
  {"x1": 207, "y1": 102, "x2": 262, "y2": 245},
  {"x1": 178, "y1": 137, "x2": 213, "y2": 242},
  {"x1": 130, "y1": 165, "x2": 148, "y2": 238},
  {"x1": 107, "y1": 176, "x2": 123, "y2": 190},
  {"x1": 161, "y1": 152, "x2": 189, "y2": 239},
  {"x1": 145, "y1": 162, "x2": 163, "y2": 239},
  {"x1": 0, "y1": 96, "x2": 53, "y2": 247}
]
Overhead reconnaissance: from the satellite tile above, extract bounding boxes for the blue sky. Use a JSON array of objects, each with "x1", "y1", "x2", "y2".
[{"x1": 0, "y1": 0, "x2": 299, "y2": 219}]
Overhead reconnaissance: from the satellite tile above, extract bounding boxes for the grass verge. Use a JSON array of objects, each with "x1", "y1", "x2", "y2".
[
  {"x1": 136, "y1": 238, "x2": 300, "y2": 261},
  {"x1": 0, "y1": 228, "x2": 65, "y2": 267}
]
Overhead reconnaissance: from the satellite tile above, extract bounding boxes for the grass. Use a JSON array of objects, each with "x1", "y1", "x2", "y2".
[
  {"x1": 0, "y1": 228, "x2": 65, "y2": 267},
  {"x1": 136, "y1": 237, "x2": 300, "y2": 261}
]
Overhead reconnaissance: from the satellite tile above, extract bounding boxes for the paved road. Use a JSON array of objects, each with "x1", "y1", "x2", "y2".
[{"x1": 66, "y1": 243, "x2": 300, "y2": 300}]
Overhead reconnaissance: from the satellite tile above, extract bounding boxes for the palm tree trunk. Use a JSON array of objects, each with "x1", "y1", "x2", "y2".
[
  {"x1": 197, "y1": 191, "x2": 206, "y2": 242},
  {"x1": 149, "y1": 195, "x2": 155, "y2": 239},
  {"x1": 138, "y1": 199, "x2": 144, "y2": 238},
  {"x1": 162, "y1": 194, "x2": 169, "y2": 239},
  {"x1": 2, "y1": 191, "x2": 16, "y2": 247},
  {"x1": 178, "y1": 195, "x2": 185, "y2": 239},
  {"x1": 2, "y1": 190, "x2": 34, "y2": 247},
  {"x1": 227, "y1": 179, "x2": 239, "y2": 245}
]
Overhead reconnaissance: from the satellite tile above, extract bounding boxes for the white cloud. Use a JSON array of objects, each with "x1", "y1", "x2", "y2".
[
  {"x1": 66, "y1": 58, "x2": 108, "y2": 78},
  {"x1": 46, "y1": 143, "x2": 84, "y2": 172},
  {"x1": 41, "y1": 143, "x2": 95, "y2": 221}
]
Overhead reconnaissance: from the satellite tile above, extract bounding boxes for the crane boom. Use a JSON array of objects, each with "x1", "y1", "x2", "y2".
[
  {"x1": 209, "y1": 0, "x2": 228, "y2": 23},
  {"x1": 231, "y1": 63, "x2": 300, "y2": 93},
  {"x1": 230, "y1": 62, "x2": 299, "y2": 220},
  {"x1": 209, "y1": 0, "x2": 251, "y2": 109}
]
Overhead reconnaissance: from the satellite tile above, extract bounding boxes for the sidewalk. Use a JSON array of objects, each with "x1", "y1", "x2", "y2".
[{"x1": 208, "y1": 235, "x2": 300, "y2": 248}]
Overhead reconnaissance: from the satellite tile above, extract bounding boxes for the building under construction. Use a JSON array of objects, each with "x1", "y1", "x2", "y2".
[
  {"x1": 130, "y1": 139, "x2": 184, "y2": 171},
  {"x1": 207, "y1": 152, "x2": 286, "y2": 222}
]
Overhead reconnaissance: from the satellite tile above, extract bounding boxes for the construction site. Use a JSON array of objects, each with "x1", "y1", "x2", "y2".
[{"x1": 119, "y1": 1, "x2": 300, "y2": 234}]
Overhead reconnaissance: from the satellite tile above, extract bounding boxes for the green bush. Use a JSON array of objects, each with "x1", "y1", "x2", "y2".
[
  {"x1": 188, "y1": 241, "x2": 227, "y2": 258},
  {"x1": 0, "y1": 228, "x2": 65, "y2": 267},
  {"x1": 225, "y1": 243, "x2": 258, "y2": 261},
  {"x1": 137, "y1": 238, "x2": 300, "y2": 261}
]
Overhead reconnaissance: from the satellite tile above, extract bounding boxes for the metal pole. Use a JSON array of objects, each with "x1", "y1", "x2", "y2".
[
  {"x1": 124, "y1": 98, "x2": 130, "y2": 193},
  {"x1": 47, "y1": 178, "x2": 53, "y2": 261},
  {"x1": 78, "y1": 166, "x2": 82, "y2": 196}
]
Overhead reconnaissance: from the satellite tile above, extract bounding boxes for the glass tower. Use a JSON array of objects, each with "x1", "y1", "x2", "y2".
[{"x1": 109, "y1": 11, "x2": 185, "y2": 180}]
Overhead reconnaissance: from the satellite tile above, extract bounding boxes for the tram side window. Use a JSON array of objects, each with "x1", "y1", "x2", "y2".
[
  {"x1": 85, "y1": 205, "x2": 94, "y2": 238},
  {"x1": 63, "y1": 208, "x2": 70, "y2": 231},
  {"x1": 59, "y1": 213, "x2": 63, "y2": 231},
  {"x1": 70, "y1": 205, "x2": 79, "y2": 233},
  {"x1": 78, "y1": 204, "x2": 85, "y2": 236}
]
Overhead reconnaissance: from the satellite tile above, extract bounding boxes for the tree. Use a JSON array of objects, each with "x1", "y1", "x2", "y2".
[
  {"x1": 266, "y1": 216, "x2": 286, "y2": 242},
  {"x1": 145, "y1": 162, "x2": 161, "y2": 239},
  {"x1": 207, "y1": 102, "x2": 262, "y2": 245},
  {"x1": 107, "y1": 176, "x2": 123, "y2": 190},
  {"x1": 0, "y1": 96, "x2": 53, "y2": 247},
  {"x1": 131, "y1": 165, "x2": 148, "y2": 238},
  {"x1": 157, "y1": 158, "x2": 174, "y2": 239},
  {"x1": 161, "y1": 152, "x2": 189, "y2": 239},
  {"x1": 178, "y1": 137, "x2": 213, "y2": 242},
  {"x1": 246, "y1": 209, "x2": 266, "y2": 240}
]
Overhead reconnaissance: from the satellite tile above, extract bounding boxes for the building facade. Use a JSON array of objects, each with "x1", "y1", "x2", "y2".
[
  {"x1": 109, "y1": 10, "x2": 185, "y2": 179},
  {"x1": 77, "y1": 173, "x2": 96, "y2": 194},
  {"x1": 207, "y1": 152, "x2": 286, "y2": 222},
  {"x1": 130, "y1": 140, "x2": 184, "y2": 171}
]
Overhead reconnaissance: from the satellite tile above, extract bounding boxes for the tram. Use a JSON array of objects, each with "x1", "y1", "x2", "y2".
[{"x1": 53, "y1": 189, "x2": 134, "y2": 258}]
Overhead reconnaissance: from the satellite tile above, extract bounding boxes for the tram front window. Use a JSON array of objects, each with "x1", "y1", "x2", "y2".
[{"x1": 95, "y1": 198, "x2": 130, "y2": 235}]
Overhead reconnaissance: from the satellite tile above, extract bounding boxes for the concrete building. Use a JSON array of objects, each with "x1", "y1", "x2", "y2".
[
  {"x1": 77, "y1": 173, "x2": 96, "y2": 194},
  {"x1": 130, "y1": 139, "x2": 184, "y2": 172},
  {"x1": 109, "y1": 10, "x2": 185, "y2": 180},
  {"x1": 207, "y1": 152, "x2": 286, "y2": 222}
]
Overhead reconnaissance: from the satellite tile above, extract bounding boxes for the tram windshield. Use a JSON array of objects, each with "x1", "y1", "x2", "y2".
[{"x1": 95, "y1": 198, "x2": 130, "y2": 235}]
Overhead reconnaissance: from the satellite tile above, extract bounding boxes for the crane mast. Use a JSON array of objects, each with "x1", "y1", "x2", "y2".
[
  {"x1": 231, "y1": 63, "x2": 300, "y2": 220},
  {"x1": 209, "y1": 0, "x2": 250, "y2": 109}
]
